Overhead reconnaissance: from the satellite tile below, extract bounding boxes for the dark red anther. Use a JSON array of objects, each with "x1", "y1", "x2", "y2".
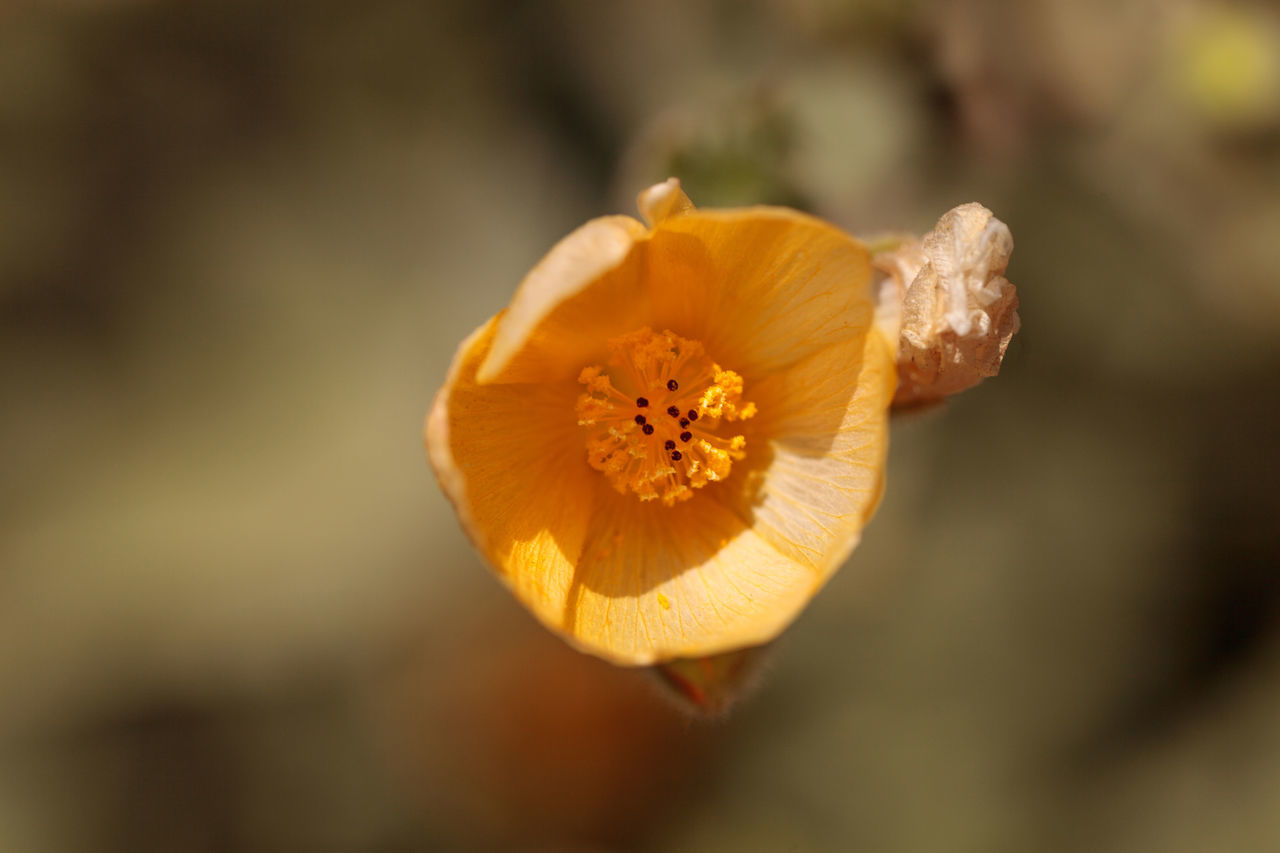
[
  {"x1": 664, "y1": 439, "x2": 676, "y2": 451},
  {"x1": 667, "y1": 379, "x2": 679, "y2": 391},
  {"x1": 667, "y1": 405, "x2": 681, "y2": 418},
  {"x1": 642, "y1": 424, "x2": 655, "y2": 435},
  {"x1": 687, "y1": 410, "x2": 699, "y2": 421},
  {"x1": 635, "y1": 397, "x2": 649, "y2": 408},
  {"x1": 670, "y1": 450, "x2": 683, "y2": 461},
  {"x1": 634, "y1": 414, "x2": 646, "y2": 425},
  {"x1": 680, "y1": 431, "x2": 692, "y2": 442}
]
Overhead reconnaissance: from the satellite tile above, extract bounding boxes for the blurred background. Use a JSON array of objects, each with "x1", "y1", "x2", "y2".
[{"x1": 2, "y1": 0, "x2": 1279, "y2": 850}]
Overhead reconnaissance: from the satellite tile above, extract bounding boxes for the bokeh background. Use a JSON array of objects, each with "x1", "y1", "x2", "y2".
[{"x1": 3, "y1": 1, "x2": 1279, "y2": 850}]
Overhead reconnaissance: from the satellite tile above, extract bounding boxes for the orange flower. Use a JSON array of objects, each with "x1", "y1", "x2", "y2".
[{"x1": 426, "y1": 179, "x2": 896, "y2": 665}]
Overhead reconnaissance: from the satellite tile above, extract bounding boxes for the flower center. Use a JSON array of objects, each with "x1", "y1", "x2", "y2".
[{"x1": 576, "y1": 328, "x2": 756, "y2": 506}]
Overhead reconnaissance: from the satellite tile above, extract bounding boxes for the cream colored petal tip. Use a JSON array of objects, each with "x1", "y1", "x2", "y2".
[{"x1": 636, "y1": 177, "x2": 695, "y2": 227}]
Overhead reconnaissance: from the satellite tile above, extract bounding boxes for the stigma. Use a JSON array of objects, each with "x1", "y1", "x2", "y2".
[{"x1": 576, "y1": 328, "x2": 756, "y2": 506}]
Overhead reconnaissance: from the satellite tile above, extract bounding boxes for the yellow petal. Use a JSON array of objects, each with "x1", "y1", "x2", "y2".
[
  {"x1": 427, "y1": 316, "x2": 595, "y2": 613},
  {"x1": 560, "y1": 490, "x2": 819, "y2": 665},
  {"x1": 648, "y1": 208, "x2": 875, "y2": 379},
  {"x1": 477, "y1": 215, "x2": 650, "y2": 385},
  {"x1": 730, "y1": 327, "x2": 896, "y2": 573},
  {"x1": 477, "y1": 206, "x2": 874, "y2": 389}
]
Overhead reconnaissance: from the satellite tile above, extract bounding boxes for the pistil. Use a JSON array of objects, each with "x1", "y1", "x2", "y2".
[{"x1": 576, "y1": 328, "x2": 756, "y2": 506}]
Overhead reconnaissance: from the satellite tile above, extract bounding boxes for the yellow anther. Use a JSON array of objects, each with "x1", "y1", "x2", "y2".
[{"x1": 575, "y1": 328, "x2": 755, "y2": 506}]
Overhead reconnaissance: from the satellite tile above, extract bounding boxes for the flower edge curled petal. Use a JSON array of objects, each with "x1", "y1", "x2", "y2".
[
  {"x1": 477, "y1": 214, "x2": 650, "y2": 385},
  {"x1": 730, "y1": 324, "x2": 895, "y2": 580},
  {"x1": 425, "y1": 315, "x2": 499, "y2": 551},
  {"x1": 427, "y1": 315, "x2": 595, "y2": 624},
  {"x1": 812, "y1": 326, "x2": 895, "y2": 573}
]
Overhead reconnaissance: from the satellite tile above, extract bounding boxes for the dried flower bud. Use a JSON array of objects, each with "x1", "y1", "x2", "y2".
[{"x1": 873, "y1": 203, "x2": 1020, "y2": 407}]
